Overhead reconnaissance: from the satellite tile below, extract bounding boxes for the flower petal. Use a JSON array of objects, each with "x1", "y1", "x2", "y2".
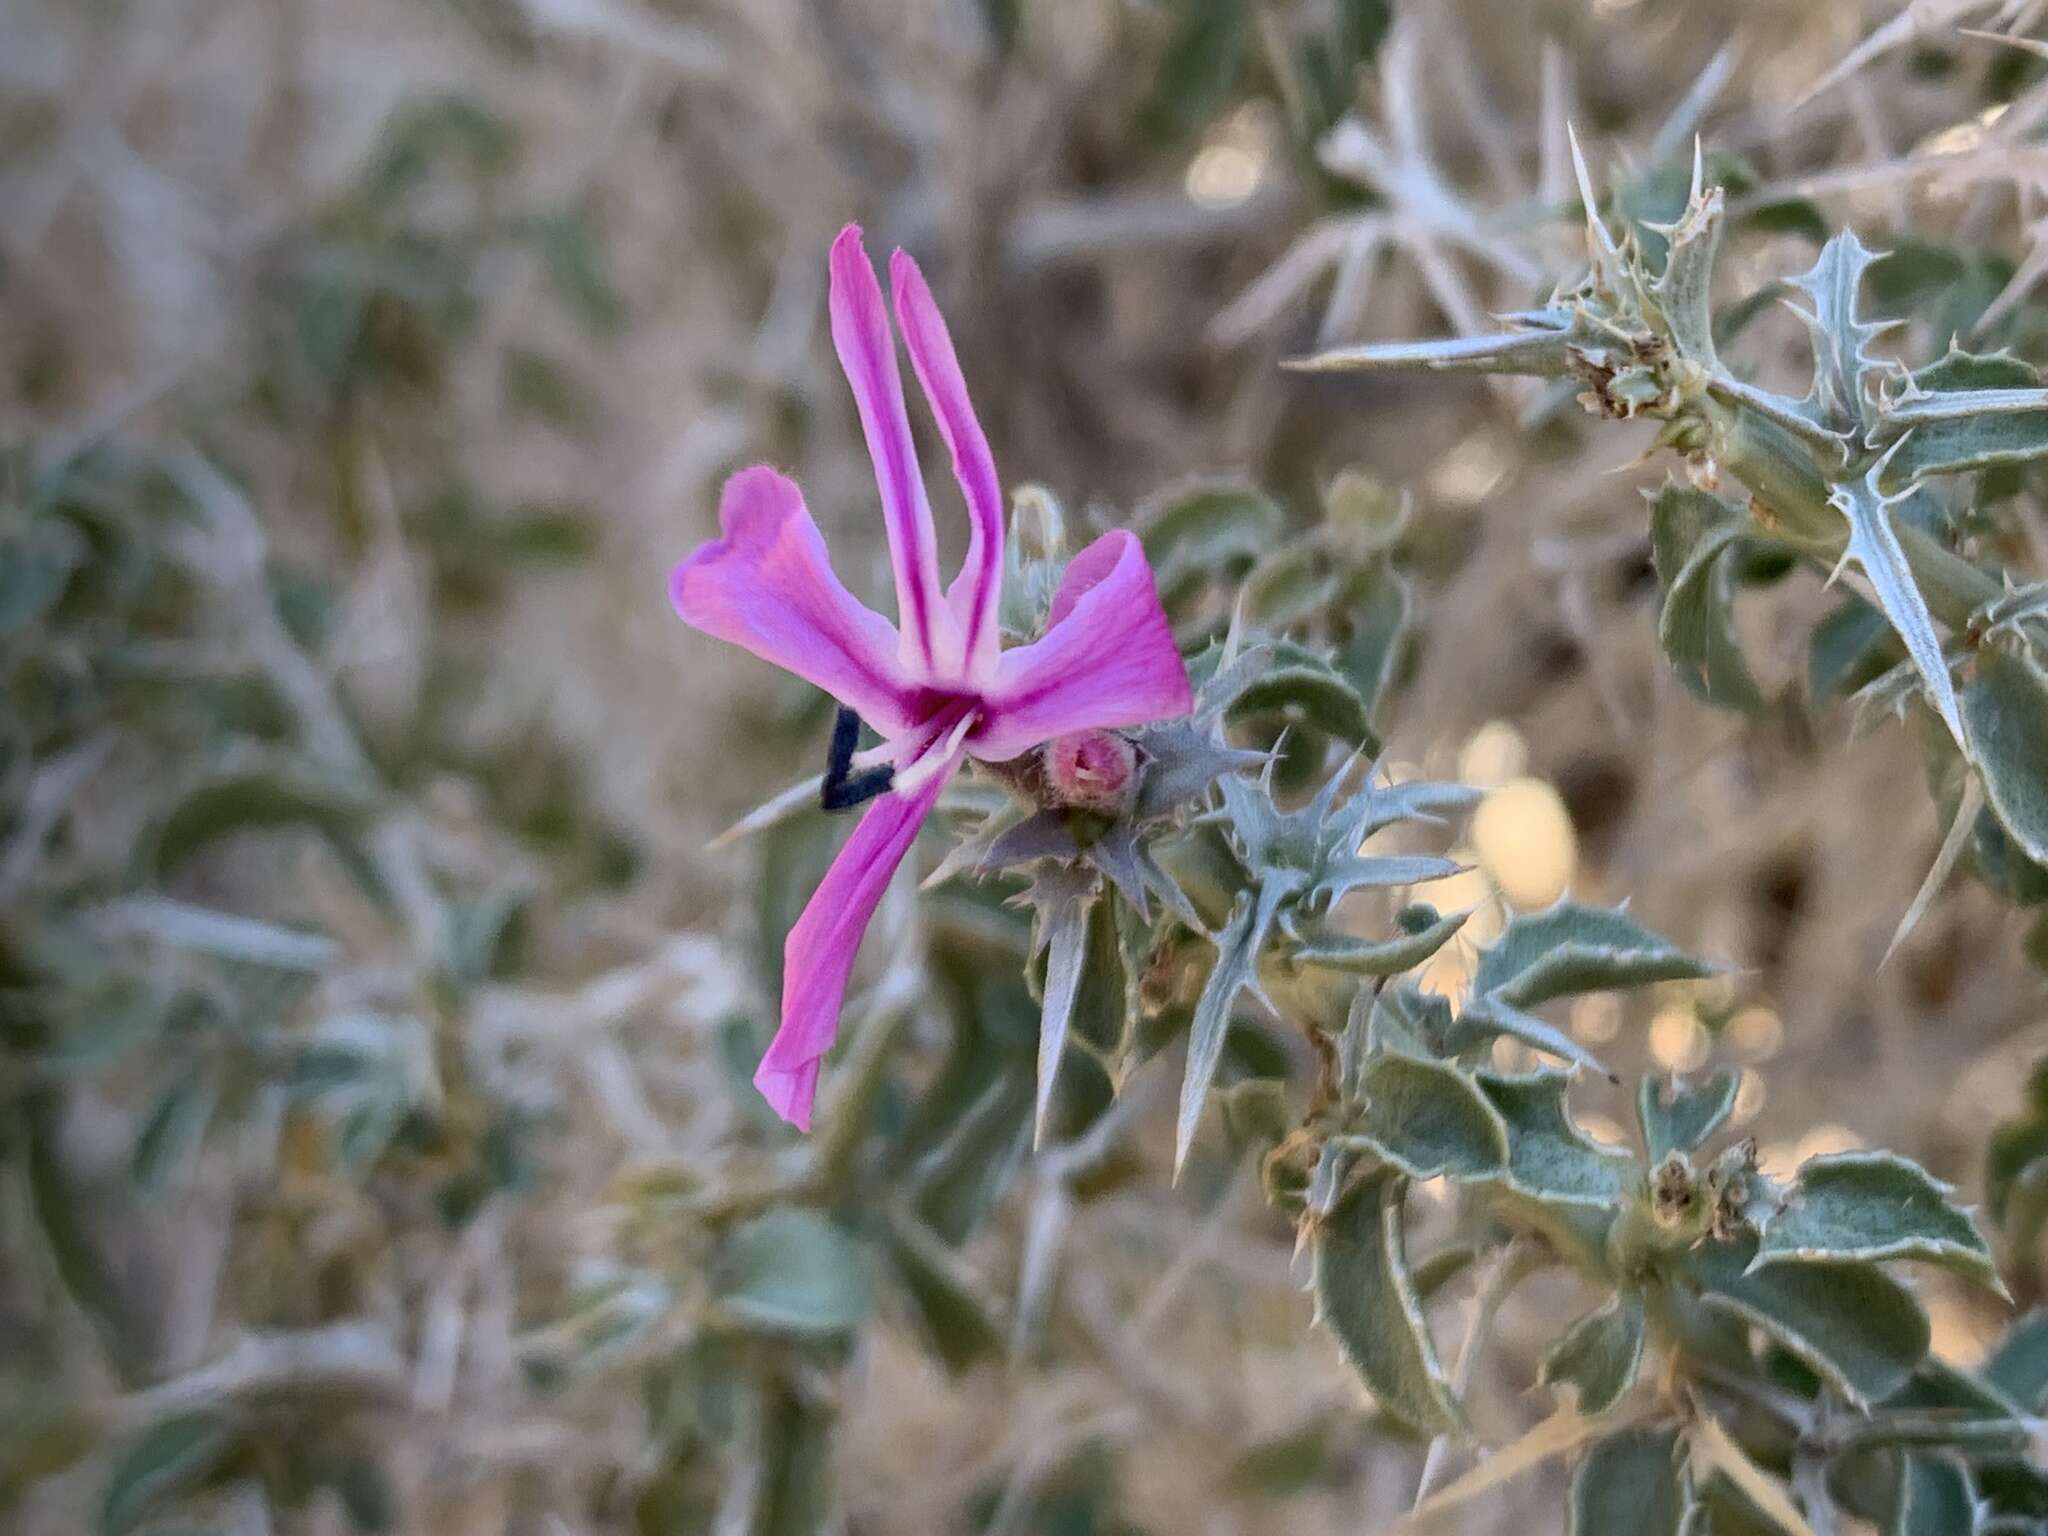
[
  {"x1": 755, "y1": 752, "x2": 958, "y2": 1130},
  {"x1": 972, "y1": 530, "x2": 1192, "y2": 761},
  {"x1": 891, "y1": 248, "x2": 1004, "y2": 682},
  {"x1": 671, "y1": 465, "x2": 923, "y2": 736},
  {"x1": 829, "y1": 226, "x2": 958, "y2": 675}
]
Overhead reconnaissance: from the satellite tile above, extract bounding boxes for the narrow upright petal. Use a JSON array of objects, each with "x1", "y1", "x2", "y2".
[
  {"x1": 671, "y1": 466, "x2": 923, "y2": 737},
  {"x1": 890, "y1": 248, "x2": 1005, "y2": 682},
  {"x1": 828, "y1": 226, "x2": 958, "y2": 675},
  {"x1": 755, "y1": 752, "x2": 958, "y2": 1129},
  {"x1": 971, "y1": 530, "x2": 1193, "y2": 761}
]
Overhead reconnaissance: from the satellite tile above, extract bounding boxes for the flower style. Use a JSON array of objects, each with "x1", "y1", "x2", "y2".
[{"x1": 671, "y1": 226, "x2": 1192, "y2": 1130}]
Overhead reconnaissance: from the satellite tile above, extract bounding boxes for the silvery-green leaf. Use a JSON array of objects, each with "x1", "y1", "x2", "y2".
[
  {"x1": 1242, "y1": 542, "x2": 1339, "y2": 630},
  {"x1": 1477, "y1": 1070, "x2": 1633, "y2": 1206},
  {"x1": 1880, "y1": 347, "x2": 2048, "y2": 483},
  {"x1": 1328, "y1": 771, "x2": 1482, "y2": 848},
  {"x1": 1444, "y1": 994, "x2": 1608, "y2": 1075},
  {"x1": 1311, "y1": 1166, "x2": 1468, "y2": 1438},
  {"x1": 1649, "y1": 483, "x2": 1765, "y2": 712},
  {"x1": 1474, "y1": 901, "x2": 1717, "y2": 1010},
  {"x1": 1309, "y1": 853, "x2": 1463, "y2": 912},
  {"x1": 1639, "y1": 1071, "x2": 1740, "y2": 1163},
  {"x1": 1829, "y1": 463, "x2": 1965, "y2": 752},
  {"x1": 1788, "y1": 229, "x2": 1886, "y2": 434},
  {"x1": 1568, "y1": 1425, "x2": 1684, "y2": 1536},
  {"x1": 1187, "y1": 636, "x2": 1276, "y2": 726},
  {"x1": 1541, "y1": 1291, "x2": 1647, "y2": 1416},
  {"x1": 1082, "y1": 820, "x2": 1148, "y2": 916},
  {"x1": 1369, "y1": 985, "x2": 1452, "y2": 1060},
  {"x1": 1963, "y1": 646, "x2": 2048, "y2": 867},
  {"x1": 1687, "y1": 1235, "x2": 1928, "y2": 1408},
  {"x1": 1291, "y1": 907, "x2": 1469, "y2": 976},
  {"x1": 1230, "y1": 655, "x2": 1377, "y2": 754},
  {"x1": 1175, "y1": 876, "x2": 1293, "y2": 1174},
  {"x1": 1335, "y1": 560, "x2": 1411, "y2": 714},
  {"x1": 1131, "y1": 720, "x2": 1266, "y2": 821},
  {"x1": 714, "y1": 1209, "x2": 872, "y2": 1339},
  {"x1": 1889, "y1": 1455, "x2": 1977, "y2": 1536},
  {"x1": 1341, "y1": 1054, "x2": 1509, "y2": 1180},
  {"x1": 1287, "y1": 323, "x2": 1580, "y2": 378},
  {"x1": 1981, "y1": 1311, "x2": 2048, "y2": 1412},
  {"x1": 1139, "y1": 479, "x2": 1284, "y2": 606},
  {"x1": 1753, "y1": 1151, "x2": 2000, "y2": 1292},
  {"x1": 1648, "y1": 155, "x2": 1722, "y2": 367},
  {"x1": 980, "y1": 809, "x2": 1082, "y2": 872},
  {"x1": 1033, "y1": 878, "x2": 1099, "y2": 1146},
  {"x1": 1973, "y1": 581, "x2": 2048, "y2": 641}
]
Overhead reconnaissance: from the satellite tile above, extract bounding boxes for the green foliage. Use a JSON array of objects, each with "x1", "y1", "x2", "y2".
[
  {"x1": 713, "y1": 1209, "x2": 873, "y2": 1339},
  {"x1": 1568, "y1": 1425, "x2": 1685, "y2": 1535},
  {"x1": 1649, "y1": 483, "x2": 1766, "y2": 711},
  {"x1": 1753, "y1": 1151, "x2": 2000, "y2": 1289},
  {"x1": 1541, "y1": 1292, "x2": 1647, "y2": 1416},
  {"x1": 1311, "y1": 1166, "x2": 1467, "y2": 1438},
  {"x1": 1293, "y1": 146, "x2": 2048, "y2": 929}
]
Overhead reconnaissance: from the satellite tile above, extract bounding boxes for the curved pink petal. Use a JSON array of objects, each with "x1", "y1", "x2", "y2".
[
  {"x1": 671, "y1": 465, "x2": 923, "y2": 737},
  {"x1": 971, "y1": 530, "x2": 1192, "y2": 762},
  {"x1": 829, "y1": 226, "x2": 959, "y2": 676},
  {"x1": 755, "y1": 751, "x2": 959, "y2": 1129},
  {"x1": 890, "y1": 248, "x2": 1004, "y2": 682}
]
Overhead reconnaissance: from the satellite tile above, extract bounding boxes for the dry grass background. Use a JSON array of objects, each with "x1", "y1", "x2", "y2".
[{"x1": 6, "y1": 0, "x2": 2048, "y2": 1531}]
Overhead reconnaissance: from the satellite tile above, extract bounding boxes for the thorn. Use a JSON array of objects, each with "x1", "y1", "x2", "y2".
[
  {"x1": 1567, "y1": 123, "x2": 1619, "y2": 267},
  {"x1": 1689, "y1": 134, "x2": 1705, "y2": 205}
]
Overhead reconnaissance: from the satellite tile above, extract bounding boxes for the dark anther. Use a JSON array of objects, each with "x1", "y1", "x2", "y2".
[{"x1": 821, "y1": 706, "x2": 893, "y2": 811}]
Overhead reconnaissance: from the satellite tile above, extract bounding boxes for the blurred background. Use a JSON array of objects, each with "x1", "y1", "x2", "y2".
[{"x1": 5, "y1": 0, "x2": 2048, "y2": 1531}]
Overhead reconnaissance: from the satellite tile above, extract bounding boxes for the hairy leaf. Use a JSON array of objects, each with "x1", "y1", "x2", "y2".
[
  {"x1": 1445, "y1": 995, "x2": 1608, "y2": 1074},
  {"x1": 1882, "y1": 348, "x2": 2048, "y2": 484},
  {"x1": 1291, "y1": 906, "x2": 1469, "y2": 976},
  {"x1": 1034, "y1": 873, "x2": 1099, "y2": 1146},
  {"x1": 1568, "y1": 1425, "x2": 1684, "y2": 1536},
  {"x1": 1311, "y1": 1166, "x2": 1467, "y2": 1437},
  {"x1": 1140, "y1": 479, "x2": 1284, "y2": 606},
  {"x1": 1176, "y1": 879, "x2": 1290, "y2": 1174},
  {"x1": 1688, "y1": 1235, "x2": 1929, "y2": 1408},
  {"x1": 1638, "y1": 1071, "x2": 1740, "y2": 1163},
  {"x1": 1477, "y1": 1070, "x2": 1633, "y2": 1206},
  {"x1": 1650, "y1": 484, "x2": 1764, "y2": 711},
  {"x1": 1541, "y1": 1291, "x2": 1647, "y2": 1416},
  {"x1": 1964, "y1": 645, "x2": 2048, "y2": 868},
  {"x1": 1753, "y1": 1151, "x2": 1999, "y2": 1291},
  {"x1": 1981, "y1": 1310, "x2": 2048, "y2": 1413},
  {"x1": 1788, "y1": 229, "x2": 1884, "y2": 435},
  {"x1": 1828, "y1": 470, "x2": 1964, "y2": 752},
  {"x1": 1346, "y1": 1054, "x2": 1509, "y2": 1179},
  {"x1": 1474, "y1": 901, "x2": 1716, "y2": 1010}
]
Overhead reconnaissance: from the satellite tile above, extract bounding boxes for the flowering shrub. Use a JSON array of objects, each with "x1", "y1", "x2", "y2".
[{"x1": 11, "y1": 5, "x2": 2048, "y2": 1536}]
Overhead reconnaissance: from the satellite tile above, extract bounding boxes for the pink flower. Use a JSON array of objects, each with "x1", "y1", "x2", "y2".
[{"x1": 671, "y1": 226, "x2": 1192, "y2": 1130}]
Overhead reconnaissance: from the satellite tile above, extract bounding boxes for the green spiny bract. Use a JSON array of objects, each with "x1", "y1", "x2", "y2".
[{"x1": 1292, "y1": 141, "x2": 2048, "y2": 942}]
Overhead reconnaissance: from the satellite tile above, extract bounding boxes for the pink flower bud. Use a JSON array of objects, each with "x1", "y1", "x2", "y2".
[{"x1": 1044, "y1": 730, "x2": 1138, "y2": 814}]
